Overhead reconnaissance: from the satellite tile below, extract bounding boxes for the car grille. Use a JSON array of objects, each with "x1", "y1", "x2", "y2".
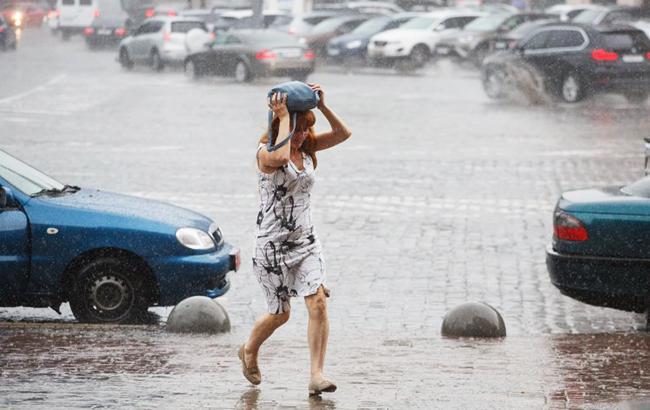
[{"x1": 374, "y1": 41, "x2": 387, "y2": 47}]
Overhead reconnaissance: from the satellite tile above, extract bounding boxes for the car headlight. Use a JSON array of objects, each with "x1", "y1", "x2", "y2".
[
  {"x1": 346, "y1": 40, "x2": 363, "y2": 49},
  {"x1": 176, "y1": 228, "x2": 215, "y2": 250}
]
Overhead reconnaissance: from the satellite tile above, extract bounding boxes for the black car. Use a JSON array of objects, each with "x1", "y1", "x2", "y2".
[
  {"x1": 481, "y1": 23, "x2": 650, "y2": 103},
  {"x1": 184, "y1": 29, "x2": 315, "y2": 82},
  {"x1": 327, "y1": 13, "x2": 416, "y2": 62},
  {"x1": 0, "y1": 16, "x2": 17, "y2": 51},
  {"x1": 84, "y1": 14, "x2": 130, "y2": 48}
]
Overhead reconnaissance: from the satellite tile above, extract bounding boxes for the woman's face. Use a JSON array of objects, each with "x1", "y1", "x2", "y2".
[{"x1": 292, "y1": 128, "x2": 309, "y2": 148}]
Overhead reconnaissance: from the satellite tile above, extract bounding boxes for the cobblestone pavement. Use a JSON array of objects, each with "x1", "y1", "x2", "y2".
[{"x1": 2, "y1": 29, "x2": 650, "y2": 409}]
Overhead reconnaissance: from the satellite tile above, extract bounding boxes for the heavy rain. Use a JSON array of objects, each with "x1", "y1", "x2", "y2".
[{"x1": 2, "y1": 0, "x2": 650, "y2": 407}]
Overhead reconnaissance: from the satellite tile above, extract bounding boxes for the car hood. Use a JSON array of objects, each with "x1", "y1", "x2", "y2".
[
  {"x1": 33, "y1": 188, "x2": 213, "y2": 230},
  {"x1": 559, "y1": 186, "x2": 650, "y2": 216}
]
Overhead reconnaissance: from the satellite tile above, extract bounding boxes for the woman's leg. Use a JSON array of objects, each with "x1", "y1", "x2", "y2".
[
  {"x1": 304, "y1": 285, "x2": 329, "y2": 382},
  {"x1": 245, "y1": 310, "x2": 290, "y2": 367}
]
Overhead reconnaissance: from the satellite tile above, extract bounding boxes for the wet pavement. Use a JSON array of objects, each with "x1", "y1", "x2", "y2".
[{"x1": 2, "y1": 28, "x2": 650, "y2": 408}]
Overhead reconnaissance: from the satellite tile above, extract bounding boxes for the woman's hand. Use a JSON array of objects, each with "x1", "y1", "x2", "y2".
[
  {"x1": 268, "y1": 92, "x2": 289, "y2": 119},
  {"x1": 309, "y1": 83, "x2": 325, "y2": 110}
]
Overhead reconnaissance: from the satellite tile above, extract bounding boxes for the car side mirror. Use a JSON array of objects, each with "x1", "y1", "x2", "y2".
[{"x1": 0, "y1": 187, "x2": 8, "y2": 209}]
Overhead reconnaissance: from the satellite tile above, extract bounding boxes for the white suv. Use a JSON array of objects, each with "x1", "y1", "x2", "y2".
[
  {"x1": 367, "y1": 10, "x2": 482, "y2": 67},
  {"x1": 118, "y1": 17, "x2": 208, "y2": 71}
]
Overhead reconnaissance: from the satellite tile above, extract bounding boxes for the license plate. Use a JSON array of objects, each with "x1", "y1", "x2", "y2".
[
  {"x1": 98, "y1": 29, "x2": 111, "y2": 35},
  {"x1": 278, "y1": 48, "x2": 300, "y2": 58},
  {"x1": 495, "y1": 42, "x2": 506, "y2": 49},
  {"x1": 436, "y1": 46, "x2": 449, "y2": 55},
  {"x1": 328, "y1": 48, "x2": 340, "y2": 56},
  {"x1": 622, "y1": 54, "x2": 644, "y2": 63}
]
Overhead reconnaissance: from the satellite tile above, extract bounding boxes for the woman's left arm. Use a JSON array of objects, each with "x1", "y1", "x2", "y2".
[{"x1": 309, "y1": 83, "x2": 352, "y2": 152}]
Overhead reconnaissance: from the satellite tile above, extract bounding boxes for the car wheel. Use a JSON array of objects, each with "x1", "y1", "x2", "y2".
[
  {"x1": 559, "y1": 72, "x2": 584, "y2": 103},
  {"x1": 150, "y1": 49, "x2": 164, "y2": 72},
  {"x1": 184, "y1": 59, "x2": 201, "y2": 79},
  {"x1": 482, "y1": 66, "x2": 506, "y2": 100},
  {"x1": 234, "y1": 60, "x2": 252, "y2": 83},
  {"x1": 69, "y1": 257, "x2": 149, "y2": 324},
  {"x1": 119, "y1": 47, "x2": 134, "y2": 70},
  {"x1": 471, "y1": 45, "x2": 489, "y2": 67},
  {"x1": 624, "y1": 91, "x2": 648, "y2": 105},
  {"x1": 409, "y1": 44, "x2": 429, "y2": 68}
]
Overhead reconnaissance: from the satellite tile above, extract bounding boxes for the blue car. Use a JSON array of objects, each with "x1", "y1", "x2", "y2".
[
  {"x1": 0, "y1": 150, "x2": 240, "y2": 323},
  {"x1": 547, "y1": 176, "x2": 650, "y2": 313}
]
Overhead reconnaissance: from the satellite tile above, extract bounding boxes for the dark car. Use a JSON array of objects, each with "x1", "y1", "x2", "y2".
[
  {"x1": 184, "y1": 29, "x2": 316, "y2": 82},
  {"x1": 301, "y1": 14, "x2": 374, "y2": 56},
  {"x1": 546, "y1": 175, "x2": 650, "y2": 313},
  {"x1": 0, "y1": 16, "x2": 17, "y2": 50},
  {"x1": 488, "y1": 18, "x2": 557, "y2": 53},
  {"x1": 327, "y1": 13, "x2": 417, "y2": 62},
  {"x1": 83, "y1": 1, "x2": 129, "y2": 48},
  {"x1": 435, "y1": 12, "x2": 554, "y2": 65},
  {"x1": 481, "y1": 23, "x2": 650, "y2": 103}
]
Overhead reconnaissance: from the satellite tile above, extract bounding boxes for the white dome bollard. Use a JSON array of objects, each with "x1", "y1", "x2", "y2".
[{"x1": 167, "y1": 296, "x2": 230, "y2": 334}]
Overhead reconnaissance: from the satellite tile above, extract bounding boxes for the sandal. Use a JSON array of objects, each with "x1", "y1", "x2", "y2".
[
  {"x1": 238, "y1": 344, "x2": 261, "y2": 385},
  {"x1": 308, "y1": 379, "x2": 337, "y2": 396}
]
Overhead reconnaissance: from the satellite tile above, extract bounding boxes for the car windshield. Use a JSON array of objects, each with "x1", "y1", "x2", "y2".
[
  {"x1": 602, "y1": 31, "x2": 650, "y2": 50},
  {"x1": 351, "y1": 17, "x2": 390, "y2": 34},
  {"x1": 464, "y1": 14, "x2": 510, "y2": 32},
  {"x1": 399, "y1": 16, "x2": 439, "y2": 30},
  {"x1": 572, "y1": 9, "x2": 603, "y2": 24},
  {"x1": 171, "y1": 21, "x2": 207, "y2": 33},
  {"x1": 622, "y1": 176, "x2": 650, "y2": 197},
  {"x1": 0, "y1": 150, "x2": 65, "y2": 196}
]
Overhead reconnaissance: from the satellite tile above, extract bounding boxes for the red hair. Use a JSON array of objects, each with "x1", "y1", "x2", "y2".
[{"x1": 259, "y1": 111, "x2": 318, "y2": 168}]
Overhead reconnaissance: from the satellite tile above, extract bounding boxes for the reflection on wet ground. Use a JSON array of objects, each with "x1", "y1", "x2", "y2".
[{"x1": 2, "y1": 323, "x2": 650, "y2": 408}]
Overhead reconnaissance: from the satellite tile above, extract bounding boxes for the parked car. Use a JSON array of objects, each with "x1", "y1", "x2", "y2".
[
  {"x1": 271, "y1": 10, "x2": 348, "y2": 36},
  {"x1": 546, "y1": 175, "x2": 650, "y2": 313},
  {"x1": 0, "y1": 15, "x2": 17, "y2": 50},
  {"x1": 1, "y1": 2, "x2": 46, "y2": 28},
  {"x1": 545, "y1": 4, "x2": 602, "y2": 22},
  {"x1": 302, "y1": 14, "x2": 375, "y2": 56},
  {"x1": 184, "y1": 29, "x2": 315, "y2": 82},
  {"x1": 367, "y1": 10, "x2": 481, "y2": 68},
  {"x1": 572, "y1": 5, "x2": 644, "y2": 26},
  {"x1": 435, "y1": 12, "x2": 553, "y2": 66},
  {"x1": 327, "y1": 13, "x2": 420, "y2": 62},
  {"x1": 488, "y1": 18, "x2": 557, "y2": 53},
  {"x1": 481, "y1": 23, "x2": 650, "y2": 103},
  {"x1": 118, "y1": 17, "x2": 208, "y2": 71},
  {"x1": 0, "y1": 149, "x2": 240, "y2": 323},
  {"x1": 83, "y1": 1, "x2": 129, "y2": 48}
]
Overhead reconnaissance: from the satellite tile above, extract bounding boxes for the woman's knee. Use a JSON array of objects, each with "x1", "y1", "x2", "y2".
[
  {"x1": 306, "y1": 293, "x2": 327, "y2": 318},
  {"x1": 271, "y1": 309, "x2": 290, "y2": 325}
]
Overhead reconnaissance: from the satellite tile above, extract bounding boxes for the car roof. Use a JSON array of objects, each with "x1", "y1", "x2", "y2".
[{"x1": 534, "y1": 21, "x2": 643, "y2": 34}]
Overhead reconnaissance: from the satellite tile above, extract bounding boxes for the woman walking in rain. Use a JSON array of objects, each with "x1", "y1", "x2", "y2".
[{"x1": 238, "y1": 83, "x2": 351, "y2": 396}]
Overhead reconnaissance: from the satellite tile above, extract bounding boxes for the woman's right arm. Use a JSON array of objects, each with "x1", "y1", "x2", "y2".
[{"x1": 257, "y1": 93, "x2": 291, "y2": 173}]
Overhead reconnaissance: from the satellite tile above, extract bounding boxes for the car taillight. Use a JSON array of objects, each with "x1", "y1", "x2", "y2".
[
  {"x1": 591, "y1": 48, "x2": 618, "y2": 62},
  {"x1": 304, "y1": 49, "x2": 315, "y2": 59},
  {"x1": 288, "y1": 27, "x2": 295, "y2": 35},
  {"x1": 163, "y1": 31, "x2": 171, "y2": 41},
  {"x1": 646, "y1": 52, "x2": 650, "y2": 60},
  {"x1": 0, "y1": 26, "x2": 4, "y2": 32},
  {"x1": 115, "y1": 27, "x2": 126, "y2": 36},
  {"x1": 145, "y1": 8, "x2": 154, "y2": 17},
  {"x1": 209, "y1": 31, "x2": 215, "y2": 40},
  {"x1": 256, "y1": 49, "x2": 276, "y2": 60},
  {"x1": 554, "y1": 210, "x2": 589, "y2": 241},
  {"x1": 83, "y1": 27, "x2": 94, "y2": 35},
  {"x1": 167, "y1": 10, "x2": 176, "y2": 16},
  {"x1": 93, "y1": 8, "x2": 99, "y2": 17}
]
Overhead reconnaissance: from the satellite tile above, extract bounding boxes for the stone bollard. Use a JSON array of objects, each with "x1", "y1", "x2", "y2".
[
  {"x1": 167, "y1": 296, "x2": 230, "y2": 334},
  {"x1": 441, "y1": 302, "x2": 506, "y2": 338}
]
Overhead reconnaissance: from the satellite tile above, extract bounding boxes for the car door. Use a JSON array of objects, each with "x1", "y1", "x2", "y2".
[
  {"x1": 524, "y1": 28, "x2": 588, "y2": 78},
  {"x1": 217, "y1": 33, "x2": 245, "y2": 75},
  {"x1": 0, "y1": 185, "x2": 29, "y2": 304}
]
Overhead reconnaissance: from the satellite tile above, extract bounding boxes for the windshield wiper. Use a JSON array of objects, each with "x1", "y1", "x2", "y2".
[{"x1": 32, "y1": 185, "x2": 80, "y2": 197}]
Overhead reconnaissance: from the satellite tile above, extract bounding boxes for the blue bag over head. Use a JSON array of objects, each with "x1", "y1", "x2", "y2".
[{"x1": 266, "y1": 81, "x2": 320, "y2": 152}]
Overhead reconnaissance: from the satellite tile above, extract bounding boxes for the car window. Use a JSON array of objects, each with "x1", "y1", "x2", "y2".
[
  {"x1": 602, "y1": 31, "x2": 650, "y2": 50},
  {"x1": 61, "y1": 0, "x2": 74, "y2": 5},
  {"x1": 441, "y1": 17, "x2": 466, "y2": 30},
  {"x1": 341, "y1": 19, "x2": 363, "y2": 32},
  {"x1": 522, "y1": 30, "x2": 549, "y2": 50},
  {"x1": 0, "y1": 151, "x2": 65, "y2": 196},
  {"x1": 602, "y1": 11, "x2": 633, "y2": 24},
  {"x1": 135, "y1": 22, "x2": 149, "y2": 34},
  {"x1": 499, "y1": 15, "x2": 524, "y2": 32},
  {"x1": 573, "y1": 9, "x2": 602, "y2": 24},
  {"x1": 567, "y1": 9, "x2": 584, "y2": 19},
  {"x1": 622, "y1": 176, "x2": 650, "y2": 197},
  {"x1": 546, "y1": 29, "x2": 585, "y2": 48},
  {"x1": 302, "y1": 16, "x2": 332, "y2": 26},
  {"x1": 171, "y1": 21, "x2": 207, "y2": 33},
  {"x1": 149, "y1": 21, "x2": 163, "y2": 32},
  {"x1": 79, "y1": 0, "x2": 92, "y2": 6}
]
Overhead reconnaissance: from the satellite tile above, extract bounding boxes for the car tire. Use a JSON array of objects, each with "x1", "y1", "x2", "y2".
[
  {"x1": 559, "y1": 72, "x2": 584, "y2": 103},
  {"x1": 624, "y1": 91, "x2": 649, "y2": 105},
  {"x1": 409, "y1": 44, "x2": 429, "y2": 68},
  {"x1": 184, "y1": 59, "x2": 201, "y2": 80},
  {"x1": 119, "y1": 47, "x2": 134, "y2": 70},
  {"x1": 471, "y1": 44, "x2": 489, "y2": 67},
  {"x1": 150, "y1": 49, "x2": 164, "y2": 72},
  {"x1": 69, "y1": 257, "x2": 149, "y2": 324},
  {"x1": 482, "y1": 66, "x2": 506, "y2": 100},
  {"x1": 234, "y1": 60, "x2": 252, "y2": 83}
]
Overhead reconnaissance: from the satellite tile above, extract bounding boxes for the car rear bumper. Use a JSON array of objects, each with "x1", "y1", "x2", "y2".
[
  {"x1": 590, "y1": 73, "x2": 650, "y2": 94},
  {"x1": 546, "y1": 245, "x2": 650, "y2": 312},
  {"x1": 256, "y1": 60, "x2": 315, "y2": 76},
  {"x1": 151, "y1": 242, "x2": 240, "y2": 305}
]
